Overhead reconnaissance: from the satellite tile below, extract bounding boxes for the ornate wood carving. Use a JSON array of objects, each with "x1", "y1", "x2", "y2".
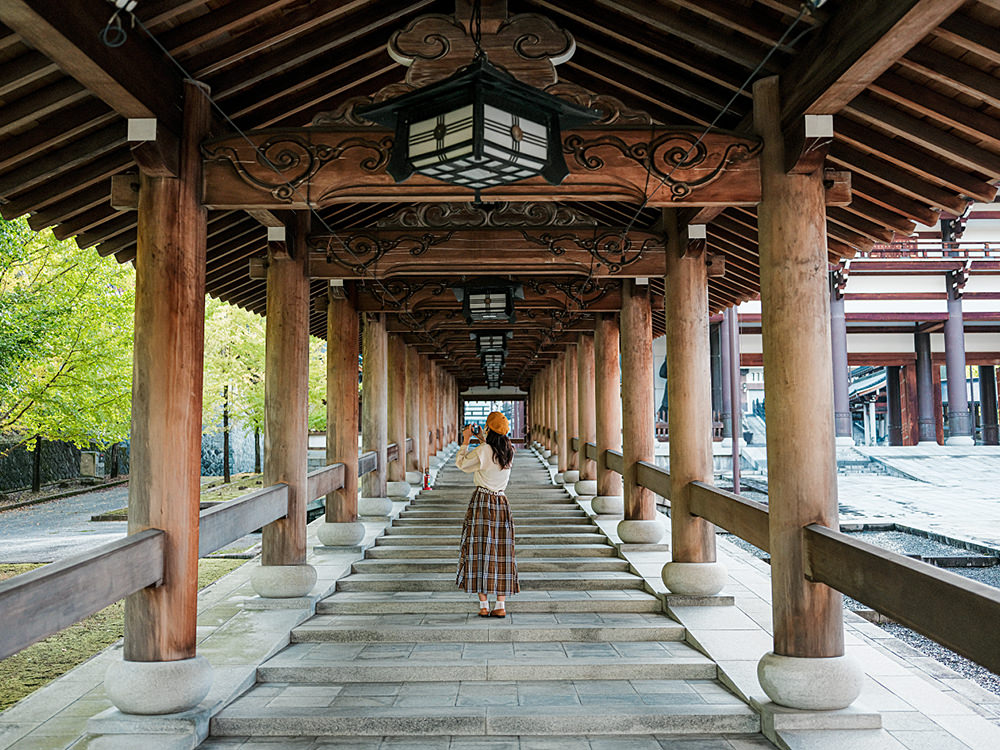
[
  {"x1": 308, "y1": 230, "x2": 455, "y2": 275},
  {"x1": 376, "y1": 201, "x2": 598, "y2": 229},
  {"x1": 519, "y1": 229, "x2": 655, "y2": 273},
  {"x1": 521, "y1": 278, "x2": 620, "y2": 308},
  {"x1": 203, "y1": 127, "x2": 766, "y2": 209},
  {"x1": 544, "y1": 83, "x2": 653, "y2": 126}
]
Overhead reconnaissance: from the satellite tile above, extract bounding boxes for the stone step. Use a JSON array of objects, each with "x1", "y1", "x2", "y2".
[
  {"x1": 335, "y1": 571, "x2": 647, "y2": 592},
  {"x1": 257, "y1": 640, "x2": 716, "y2": 683},
  {"x1": 210, "y1": 679, "x2": 759, "y2": 737},
  {"x1": 291, "y1": 613, "x2": 685, "y2": 643},
  {"x1": 203, "y1": 734, "x2": 773, "y2": 749},
  {"x1": 374, "y1": 533, "x2": 607, "y2": 546},
  {"x1": 351, "y1": 557, "x2": 630, "y2": 574},
  {"x1": 384, "y1": 524, "x2": 600, "y2": 535},
  {"x1": 395, "y1": 515, "x2": 591, "y2": 524},
  {"x1": 365, "y1": 544, "x2": 618, "y2": 559},
  {"x1": 317, "y1": 591, "x2": 663, "y2": 615},
  {"x1": 410, "y1": 501, "x2": 575, "y2": 509}
]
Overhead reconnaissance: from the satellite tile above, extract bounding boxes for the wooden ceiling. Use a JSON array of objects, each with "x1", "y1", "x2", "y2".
[{"x1": 0, "y1": 0, "x2": 998, "y2": 388}]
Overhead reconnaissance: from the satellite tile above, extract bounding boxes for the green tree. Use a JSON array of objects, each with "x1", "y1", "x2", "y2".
[
  {"x1": 308, "y1": 338, "x2": 327, "y2": 432},
  {"x1": 0, "y1": 218, "x2": 134, "y2": 484}
]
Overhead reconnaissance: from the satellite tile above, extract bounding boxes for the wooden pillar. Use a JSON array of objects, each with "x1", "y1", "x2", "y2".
[
  {"x1": 565, "y1": 343, "x2": 579, "y2": 475},
  {"x1": 406, "y1": 347, "x2": 422, "y2": 474},
  {"x1": 982, "y1": 365, "x2": 999, "y2": 445},
  {"x1": 549, "y1": 362, "x2": 560, "y2": 466},
  {"x1": 945, "y1": 275, "x2": 973, "y2": 444},
  {"x1": 578, "y1": 333, "x2": 597, "y2": 484},
  {"x1": 361, "y1": 313, "x2": 388, "y2": 500},
  {"x1": 387, "y1": 334, "x2": 408, "y2": 492},
  {"x1": 324, "y1": 289, "x2": 359, "y2": 525},
  {"x1": 593, "y1": 313, "x2": 623, "y2": 512},
  {"x1": 618, "y1": 279, "x2": 660, "y2": 543},
  {"x1": 662, "y1": 213, "x2": 717, "y2": 568},
  {"x1": 123, "y1": 81, "x2": 211, "y2": 668},
  {"x1": 419, "y1": 355, "x2": 431, "y2": 471},
  {"x1": 886, "y1": 366, "x2": 903, "y2": 446},
  {"x1": 754, "y1": 75, "x2": 859, "y2": 709},
  {"x1": 556, "y1": 355, "x2": 568, "y2": 473},
  {"x1": 260, "y1": 212, "x2": 313, "y2": 569}
]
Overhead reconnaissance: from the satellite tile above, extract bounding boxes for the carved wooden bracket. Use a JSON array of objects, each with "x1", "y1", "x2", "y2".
[
  {"x1": 785, "y1": 114, "x2": 834, "y2": 175},
  {"x1": 202, "y1": 126, "x2": 765, "y2": 209}
]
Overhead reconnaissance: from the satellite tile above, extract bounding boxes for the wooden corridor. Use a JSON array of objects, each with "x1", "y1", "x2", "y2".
[{"x1": 204, "y1": 450, "x2": 764, "y2": 746}]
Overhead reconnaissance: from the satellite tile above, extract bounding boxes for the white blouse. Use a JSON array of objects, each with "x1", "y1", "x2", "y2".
[{"x1": 455, "y1": 442, "x2": 511, "y2": 493}]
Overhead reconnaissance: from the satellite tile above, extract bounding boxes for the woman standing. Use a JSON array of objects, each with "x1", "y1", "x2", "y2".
[{"x1": 455, "y1": 411, "x2": 518, "y2": 617}]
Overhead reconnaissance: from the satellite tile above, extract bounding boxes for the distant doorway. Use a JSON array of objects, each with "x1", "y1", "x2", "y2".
[{"x1": 462, "y1": 400, "x2": 526, "y2": 443}]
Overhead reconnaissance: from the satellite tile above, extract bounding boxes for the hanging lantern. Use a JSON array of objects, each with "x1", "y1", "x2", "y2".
[
  {"x1": 474, "y1": 331, "x2": 511, "y2": 355},
  {"x1": 357, "y1": 55, "x2": 599, "y2": 196},
  {"x1": 455, "y1": 282, "x2": 523, "y2": 324}
]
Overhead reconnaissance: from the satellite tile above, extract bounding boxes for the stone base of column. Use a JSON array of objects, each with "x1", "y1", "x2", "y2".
[
  {"x1": 405, "y1": 471, "x2": 423, "y2": 485},
  {"x1": 250, "y1": 563, "x2": 317, "y2": 598},
  {"x1": 358, "y1": 496, "x2": 393, "y2": 517},
  {"x1": 591, "y1": 495, "x2": 623, "y2": 515},
  {"x1": 387, "y1": 480, "x2": 411, "y2": 499},
  {"x1": 563, "y1": 470, "x2": 580, "y2": 484},
  {"x1": 317, "y1": 521, "x2": 366, "y2": 547},
  {"x1": 945, "y1": 435, "x2": 975, "y2": 446},
  {"x1": 105, "y1": 655, "x2": 212, "y2": 715},
  {"x1": 757, "y1": 652, "x2": 863, "y2": 710},
  {"x1": 661, "y1": 561, "x2": 728, "y2": 596},
  {"x1": 918, "y1": 440, "x2": 941, "y2": 447},
  {"x1": 617, "y1": 519, "x2": 664, "y2": 544},
  {"x1": 554, "y1": 472, "x2": 564, "y2": 484},
  {"x1": 542, "y1": 449, "x2": 551, "y2": 458},
  {"x1": 547, "y1": 454, "x2": 559, "y2": 466},
  {"x1": 574, "y1": 479, "x2": 598, "y2": 498},
  {"x1": 835, "y1": 436, "x2": 856, "y2": 447}
]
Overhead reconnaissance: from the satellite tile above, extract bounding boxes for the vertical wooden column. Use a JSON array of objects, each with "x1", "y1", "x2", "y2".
[
  {"x1": 406, "y1": 347, "x2": 422, "y2": 476},
  {"x1": 617, "y1": 279, "x2": 661, "y2": 543},
  {"x1": 754, "y1": 76, "x2": 860, "y2": 710},
  {"x1": 944, "y1": 274, "x2": 973, "y2": 444},
  {"x1": 577, "y1": 333, "x2": 597, "y2": 491},
  {"x1": 915, "y1": 331, "x2": 938, "y2": 444},
  {"x1": 661, "y1": 212, "x2": 726, "y2": 594},
  {"x1": 556, "y1": 355, "x2": 568, "y2": 474},
  {"x1": 982, "y1": 366, "x2": 999, "y2": 446},
  {"x1": 593, "y1": 313, "x2": 624, "y2": 514},
  {"x1": 318, "y1": 287, "x2": 364, "y2": 546},
  {"x1": 419, "y1": 355, "x2": 431, "y2": 472},
  {"x1": 548, "y1": 362, "x2": 560, "y2": 467},
  {"x1": 387, "y1": 334, "x2": 409, "y2": 497},
  {"x1": 360, "y1": 314, "x2": 389, "y2": 513},
  {"x1": 122, "y1": 81, "x2": 211, "y2": 671},
  {"x1": 564, "y1": 343, "x2": 579, "y2": 479}
]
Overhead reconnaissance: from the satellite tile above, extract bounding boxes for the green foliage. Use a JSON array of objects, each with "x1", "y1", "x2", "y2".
[
  {"x1": 309, "y1": 338, "x2": 327, "y2": 431},
  {"x1": 0, "y1": 218, "x2": 134, "y2": 450},
  {"x1": 202, "y1": 298, "x2": 266, "y2": 434}
]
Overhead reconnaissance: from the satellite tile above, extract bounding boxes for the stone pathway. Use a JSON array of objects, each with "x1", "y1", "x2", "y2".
[{"x1": 202, "y1": 450, "x2": 767, "y2": 748}]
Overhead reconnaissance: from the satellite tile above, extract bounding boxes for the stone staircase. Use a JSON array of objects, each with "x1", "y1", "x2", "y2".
[{"x1": 204, "y1": 450, "x2": 766, "y2": 747}]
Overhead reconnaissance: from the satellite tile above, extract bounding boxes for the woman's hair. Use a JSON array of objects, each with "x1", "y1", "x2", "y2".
[{"x1": 484, "y1": 428, "x2": 514, "y2": 470}]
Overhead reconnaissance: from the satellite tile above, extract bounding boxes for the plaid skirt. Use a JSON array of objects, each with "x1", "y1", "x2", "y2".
[{"x1": 456, "y1": 486, "x2": 519, "y2": 596}]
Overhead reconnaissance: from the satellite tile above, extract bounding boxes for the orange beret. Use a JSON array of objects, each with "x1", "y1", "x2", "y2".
[{"x1": 486, "y1": 411, "x2": 510, "y2": 436}]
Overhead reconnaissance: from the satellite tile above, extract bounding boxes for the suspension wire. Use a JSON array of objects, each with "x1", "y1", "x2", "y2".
[
  {"x1": 619, "y1": 2, "x2": 817, "y2": 237},
  {"x1": 102, "y1": 8, "x2": 450, "y2": 356}
]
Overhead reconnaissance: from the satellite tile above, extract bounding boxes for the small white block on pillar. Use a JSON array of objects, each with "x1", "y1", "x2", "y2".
[
  {"x1": 250, "y1": 563, "x2": 317, "y2": 598},
  {"x1": 127, "y1": 118, "x2": 157, "y2": 142},
  {"x1": 317, "y1": 521, "x2": 365, "y2": 547},
  {"x1": 105, "y1": 655, "x2": 212, "y2": 715}
]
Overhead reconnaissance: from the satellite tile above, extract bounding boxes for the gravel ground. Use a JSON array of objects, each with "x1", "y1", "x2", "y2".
[{"x1": 720, "y1": 531, "x2": 1000, "y2": 697}]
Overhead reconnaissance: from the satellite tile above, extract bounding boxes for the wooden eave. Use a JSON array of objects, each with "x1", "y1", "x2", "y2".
[{"x1": 0, "y1": 0, "x2": 998, "y2": 388}]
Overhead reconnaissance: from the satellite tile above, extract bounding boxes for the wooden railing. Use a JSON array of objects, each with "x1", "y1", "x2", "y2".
[
  {"x1": 0, "y1": 436, "x2": 414, "y2": 662},
  {"x1": 0, "y1": 530, "x2": 164, "y2": 661},
  {"x1": 565, "y1": 434, "x2": 1000, "y2": 676}
]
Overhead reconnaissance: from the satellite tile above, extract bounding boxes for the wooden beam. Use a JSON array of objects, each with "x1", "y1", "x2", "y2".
[
  {"x1": 777, "y1": 0, "x2": 965, "y2": 122},
  {"x1": 0, "y1": 0, "x2": 185, "y2": 135}
]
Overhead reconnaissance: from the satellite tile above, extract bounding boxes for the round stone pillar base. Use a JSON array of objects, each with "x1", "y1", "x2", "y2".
[
  {"x1": 617, "y1": 519, "x2": 664, "y2": 544},
  {"x1": 547, "y1": 455, "x2": 559, "y2": 466},
  {"x1": 574, "y1": 479, "x2": 598, "y2": 498},
  {"x1": 563, "y1": 470, "x2": 580, "y2": 484},
  {"x1": 835, "y1": 436, "x2": 856, "y2": 447},
  {"x1": 250, "y1": 564, "x2": 317, "y2": 598},
  {"x1": 405, "y1": 471, "x2": 423, "y2": 485},
  {"x1": 591, "y1": 495, "x2": 624, "y2": 515},
  {"x1": 387, "y1": 480, "x2": 411, "y2": 499},
  {"x1": 542, "y1": 449, "x2": 552, "y2": 458},
  {"x1": 554, "y1": 472, "x2": 564, "y2": 484},
  {"x1": 945, "y1": 435, "x2": 975, "y2": 446},
  {"x1": 757, "y1": 652, "x2": 863, "y2": 710},
  {"x1": 662, "y1": 561, "x2": 728, "y2": 596},
  {"x1": 358, "y1": 496, "x2": 393, "y2": 517},
  {"x1": 106, "y1": 655, "x2": 212, "y2": 715},
  {"x1": 317, "y1": 521, "x2": 366, "y2": 547}
]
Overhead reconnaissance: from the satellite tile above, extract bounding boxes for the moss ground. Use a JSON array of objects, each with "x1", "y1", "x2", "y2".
[{"x1": 0, "y1": 558, "x2": 244, "y2": 711}]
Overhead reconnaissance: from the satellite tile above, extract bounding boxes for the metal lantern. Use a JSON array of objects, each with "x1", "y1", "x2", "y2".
[
  {"x1": 455, "y1": 282, "x2": 523, "y2": 324},
  {"x1": 474, "y1": 331, "x2": 511, "y2": 355},
  {"x1": 356, "y1": 56, "x2": 599, "y2": 195}
]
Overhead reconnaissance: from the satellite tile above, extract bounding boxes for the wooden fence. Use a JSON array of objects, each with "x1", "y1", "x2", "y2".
[
  {"x1": 0, "y1": 438, "x2": 413, "y2": 662},
  {"x1": 568, "y1": 437, "x2": 1000, "y2": 675}
]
